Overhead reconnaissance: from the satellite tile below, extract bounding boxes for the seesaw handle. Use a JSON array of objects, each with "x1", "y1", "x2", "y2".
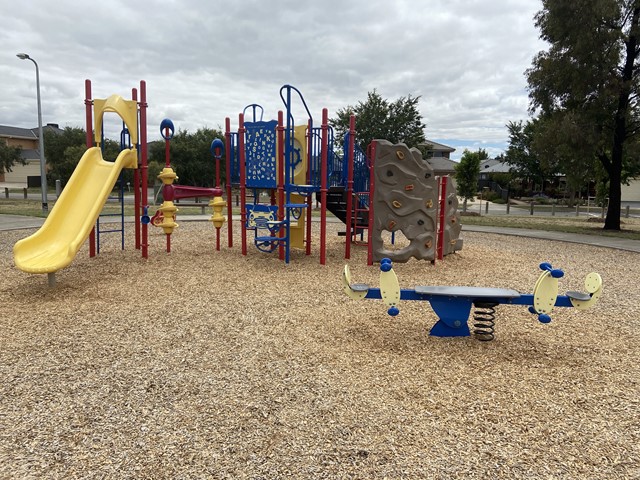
[
  {"x1": 539, "y1": 262, "x2": 564, "y2": 278},
  {"x1": 379, "y1": 258, "x2": 400, "y2": 316}
]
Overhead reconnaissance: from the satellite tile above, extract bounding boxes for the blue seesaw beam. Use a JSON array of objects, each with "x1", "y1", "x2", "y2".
[{"x1": 343, "y1": 259, "x2": 602, "y2": 339}]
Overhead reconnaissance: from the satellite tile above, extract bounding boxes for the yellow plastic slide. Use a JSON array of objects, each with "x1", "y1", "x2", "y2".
[{"x1": 13, "y1": 147, "x2": 138, "y2": 274}]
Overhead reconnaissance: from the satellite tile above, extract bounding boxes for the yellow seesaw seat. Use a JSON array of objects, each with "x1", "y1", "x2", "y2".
[{"x1": 13, "y1": 147, "x2": 137, "y2": 274}]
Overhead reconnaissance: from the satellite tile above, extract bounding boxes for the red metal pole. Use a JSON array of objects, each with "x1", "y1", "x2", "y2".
[
  {"x1": 214, "y1": 136, "x2": 221, "y2": 252},
  {"x1": 85, "y1": 80, "x2": 96, "y2": 258},
  {"x1": 215, "y1": 146, "x2": 221, "y2": 189},
  {"x1": 437, "y1": 176, "x2": 448, "y2": 261},
  {"x1": 345, "y1": 115, "x2": 356, "y2": 259},
  {"x1": 367, "y1": 140, "x2": 376, "y2": 266},
  {"x1": 225, "y1": 117, "x2": 233, "y2": 248},
  {"x1": 320, "y1": 108, "x2": 329, "y2": 265},
  {"x1": 132, "y1": 87, "x2": 140, "y2": 251},
  {"x1": 239, "y1": 113, "x2": 247, "y2": 256},
  {"x1": 277, "y1": 111, "x2": 285, "y2": 261},
  {"x1": 140, "y1": 80, "x2": 149, "y2": 259},
  {"x1": 164, "y1": 129, "x2": 171, "y2": 253},
  {"x1": 305, "y1": 119, "x2": 312, "y2": 256}
]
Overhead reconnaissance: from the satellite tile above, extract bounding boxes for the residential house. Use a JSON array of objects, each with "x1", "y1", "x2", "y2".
[
  {"x1": 419, "y1": 139, "x2": 458, "y2": 178},
  {"x1": 0, "y1": 123, "x2": 63, "y2": 185}
]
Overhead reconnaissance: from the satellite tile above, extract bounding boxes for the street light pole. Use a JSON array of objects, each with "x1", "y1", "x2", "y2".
[{"x1": 17, "y1": 53, "x2": 48, "y2": 213}]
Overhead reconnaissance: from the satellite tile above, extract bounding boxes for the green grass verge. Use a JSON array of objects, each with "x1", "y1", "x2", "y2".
[
  {"x1": 461, "y1": 214, "x2": 640, "y2": 240},
  {"x1": 2, "y1": 198, "x2": 639, "y2": 241}
]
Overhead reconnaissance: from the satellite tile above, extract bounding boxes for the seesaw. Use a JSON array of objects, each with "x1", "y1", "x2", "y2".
[{"x1": 343, "y1": 259, "x2": 602, "y2": 340}]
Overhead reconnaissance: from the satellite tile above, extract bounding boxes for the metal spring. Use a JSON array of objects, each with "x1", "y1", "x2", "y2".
[{"x1": 473, "y1": 302, "x2": 498, "y2": 341}]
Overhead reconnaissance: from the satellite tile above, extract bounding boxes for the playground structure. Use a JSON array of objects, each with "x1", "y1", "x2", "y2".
[
  {"x1": 149, "y1": 118, "x2": 226, "y2": 252},
  {"x1": 343, "y1": 259, "x2": 603, "y2": 340},
  {"x1": 221, "y1": 84, "x2": 463, "y2": 265},
  {"x1": 13, "y1": 79, "x2": 150, "y2": 286},
  {"x1": 13, "y1": 81, "x2": 464, "y2": 286}
]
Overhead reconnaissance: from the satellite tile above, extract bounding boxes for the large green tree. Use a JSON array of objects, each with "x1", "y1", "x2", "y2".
[
  {"x1": 526, "y1": 0, "x2": 640, "y2": 230},
  {"x1": 0, "y1": 141, "x2": 24, "y2": 175},
  {"x1": 505, "y1": 119, "x2": 559, "y2": 191},
  {"x1": 330, "y1": 90, "x2": 426, "y2": 151},
  {"x1": 454, "y1": 149, "x2": 482, "y2": 212},
  {"x1": 44, "y1": 127, "x2": 87, "y2": 186}
]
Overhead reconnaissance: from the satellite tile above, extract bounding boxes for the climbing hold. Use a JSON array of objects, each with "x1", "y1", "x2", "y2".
[
  {"x1": 425, "y1": 240, "x2": 432, "y2": 249},
  {"x1": 426, "y1": 199, "x2": 433, "y2": 208},
  {"x1": 450, "y1": 218, "x2": 457, "y2": 224},
  {"x1": 387, "y1": 220, "x2": 396, "y2": 230},
  {"x1": 405, "y1": 184, "x2": 414, "y2": 191},
  {"x1": 392, "y1": 200, "x2": 402, "y2": 208},
  {"x1": 388, "y1": 306, "x2": 400, "y2": 317},
  {"x1": 396, "y1": 150, "x2": 405, "y2": 160}
]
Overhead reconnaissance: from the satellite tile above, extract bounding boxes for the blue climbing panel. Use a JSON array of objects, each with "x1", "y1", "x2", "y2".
[{"x1": 245, "y1": 120, "x2": 278, "y2": 188}]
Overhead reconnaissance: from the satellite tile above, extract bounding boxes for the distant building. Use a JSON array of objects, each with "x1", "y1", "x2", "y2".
[
  {"x1": 479, "y1": 158, "x2": 511, "y2": 181},
  {"x1": 0, "y1": 123, "x2": 63, "y2": 184},
  {"x1": 419, "y1": 139, "x2": 458, "y2": 177},
  {"x1": 622, "y1": 181, "x2": 640, "y2": 202}
]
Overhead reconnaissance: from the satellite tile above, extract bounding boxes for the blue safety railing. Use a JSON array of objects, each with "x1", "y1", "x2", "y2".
[{"x1": 228, "y1": 131, "x2": 240, "y2": 185}]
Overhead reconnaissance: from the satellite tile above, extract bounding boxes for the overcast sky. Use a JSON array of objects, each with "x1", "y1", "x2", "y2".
[{"x1": 1, "y1": 0, "x2": 546, "y2": 160}]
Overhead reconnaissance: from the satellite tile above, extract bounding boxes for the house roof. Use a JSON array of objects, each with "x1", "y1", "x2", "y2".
[
  {"x1": 0, "y1": 125, "x2": 37, "y2": 139},
  {"x1": 20, "y1": 149, "x2": 40, "y2": 161},
  {"x1": 0, "y1": 123, "x2": 64, "y2": 139},
  {"x1": 420, "y1": 139, "x2": 456, "y2": 153},
  {"x1": 481, "y1": 160, "x2": 512, "y2": 173},
  {"x1": 426, "y1": 156, "x2": 458, "y2": 174}
]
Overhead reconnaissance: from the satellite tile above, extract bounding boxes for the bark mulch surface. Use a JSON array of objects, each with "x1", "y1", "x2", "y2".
[{"x1": 1, "y1": 221, "x2": 638, "y2": 479}]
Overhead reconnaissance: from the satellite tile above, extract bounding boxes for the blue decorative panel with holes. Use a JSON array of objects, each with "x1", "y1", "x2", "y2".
[{"x1": 245, "y1": 120, "x2": 278, "y2": 188}]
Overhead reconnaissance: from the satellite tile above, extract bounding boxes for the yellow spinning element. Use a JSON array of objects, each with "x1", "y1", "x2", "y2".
[
  {"x1": 210, "y1": 196, "x2": 226, "y2": 229},
  {"x1": 156, "y1": 167, "x2": 179, "y2": 235}
]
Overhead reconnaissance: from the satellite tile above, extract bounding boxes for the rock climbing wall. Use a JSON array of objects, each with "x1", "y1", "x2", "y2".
[
  {"x1": 370, "y1": 140, "x2": 462, "y2": 262},
  {"x1": 371, "y1": 140, "x2": 438, "y2": 262}
]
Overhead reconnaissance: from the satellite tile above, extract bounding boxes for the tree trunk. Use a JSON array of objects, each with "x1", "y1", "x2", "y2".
[{"x1": 604, "y1": 5, "x2": 640, "y2": 230}]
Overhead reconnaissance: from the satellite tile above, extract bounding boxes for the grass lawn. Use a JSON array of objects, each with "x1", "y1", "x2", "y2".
[{"x1": 2, "y1": 197, "x2": 640, "y2": 241}]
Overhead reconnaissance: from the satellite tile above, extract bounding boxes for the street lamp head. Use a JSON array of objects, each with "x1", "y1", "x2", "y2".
[{"x1": 16, "y1": 53, "x2": 30, "y2": 60}]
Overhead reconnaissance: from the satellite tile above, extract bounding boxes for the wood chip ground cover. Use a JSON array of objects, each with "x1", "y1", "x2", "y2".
[{"x1": 1, "y1": 221, "x2": 638, "y2": 479}]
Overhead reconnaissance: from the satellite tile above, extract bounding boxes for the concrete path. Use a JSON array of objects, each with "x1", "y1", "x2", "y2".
[
  {"x1": 1, "y1": 213, "x2": 639, "y2": 253},
  {"x1": 461, "y1": 224, "x2": 640, "y2": 253}
]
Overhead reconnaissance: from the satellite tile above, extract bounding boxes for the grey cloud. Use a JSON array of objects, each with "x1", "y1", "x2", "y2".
[{"x1": 1, "y1": 0, "x2": 544, "y2": 159}]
